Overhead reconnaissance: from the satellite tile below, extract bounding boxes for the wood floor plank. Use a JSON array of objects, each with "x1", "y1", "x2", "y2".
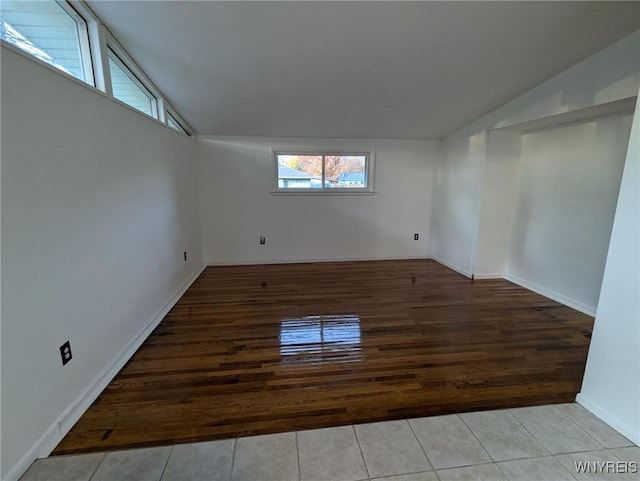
[{"x1": 53, "y1": 259, "x2": 594, "y2": 455}]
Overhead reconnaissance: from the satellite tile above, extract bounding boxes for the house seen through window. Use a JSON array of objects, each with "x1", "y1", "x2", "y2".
[
  {"x1": 108, "y1": 49, "x2": 157, "y2": 118},
  {"x1": 1, "y1": 0, "x2": 193, "y2": 136},
  {"x1": 276, "y1": 153, "x2": 370, "y2": 191},
  {"x1": 0, "y1": 0, "x2": 93, "y2": 85}
]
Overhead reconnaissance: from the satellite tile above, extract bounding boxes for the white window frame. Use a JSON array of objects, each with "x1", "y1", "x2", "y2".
[
  {"x1": 1, "y1": 0, "x2": 195, "y2": 136},
  {"x1": 272, "y1": 149, "x2": 375, "y2": 195},
  {"x1": 166, "y1": 107, "x2": 193, "y2": 137},
  {"x1": 58, "y1": 0, "x2": 94, "y2": 85},
  {"x1": 107, "y1": 42, "x2": 159, "y2": 119},
  {"x1": 68, "y1": 0, "x2": 109, "y2": 93},
  {"x1": 0, "y1": 0, "x2": 95, "y2": 86}
]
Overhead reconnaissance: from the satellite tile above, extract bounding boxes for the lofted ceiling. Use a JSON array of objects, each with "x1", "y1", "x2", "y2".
[{"x1": 87, "y1": 1, "x2": 640, "y2": 139}]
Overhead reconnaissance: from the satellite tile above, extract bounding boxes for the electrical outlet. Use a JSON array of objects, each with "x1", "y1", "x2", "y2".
[
  {"x1": 259, "y1": 236, "x2": 266, "y2": 245},
  {"x1": 60, "y1": 341, "x2": 72, "y2": 366},
  {"x1": 414, "y1": 233, "x2": 419, "y2": 241},
  {"x1": 183, "y1": 251, "x2": 188, "y2": 261}
]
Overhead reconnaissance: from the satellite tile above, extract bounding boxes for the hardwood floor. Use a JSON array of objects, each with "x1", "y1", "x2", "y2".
[{"x1": 54, "y1": 259, "x2": 594, "y2": 455}]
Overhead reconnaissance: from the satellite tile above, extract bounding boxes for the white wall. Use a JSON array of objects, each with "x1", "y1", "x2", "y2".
[
  {"x1": 430, "y1": 132, "x2": 486, "y2": 276},
  {"x1": 507, "y1": 113, "x2": 632, "y2": 315},
  {"x1": 1, "y1": 47, "x2": 203, "y2": 480},
  {"x1": 474, "y1": 130, "x2": 522, "y2": 278},
  {"x1": 431, "y1": 29, "x2": 639, "y2": 281},
  {"x1": 430, "y1": 30, "x2": 639, "y2": 441},
  {"x1": 198, "y1": 136, "x2": 438, "y2": 265},
  {"x1": 578, "y1": 94, "x2": 640, "y2": 445}
]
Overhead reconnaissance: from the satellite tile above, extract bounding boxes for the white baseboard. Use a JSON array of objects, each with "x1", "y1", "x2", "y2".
[
  {"x1": 5, "y1": 264, "x2": 206, "y2": 481},
  {"x1": 429, "y1": 255, "x2": 472, "y2": 278},
  {"x1": 472, "y1": 273, "x2": 503, "y2": 280},
  {"x1": 207, "y1": 255, "x2": 430, "y2": 266},
  {"x1": 576, "y1": 393, "x2": 640, "y2": 446},
  {"x1": 504, "y1": 273, "x2": 596, "y2": 316}
]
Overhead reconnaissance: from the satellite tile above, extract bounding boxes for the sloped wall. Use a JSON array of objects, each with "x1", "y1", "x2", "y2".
[{"x1": 1, "y1": 47, "x2": 203, "y2": 480}]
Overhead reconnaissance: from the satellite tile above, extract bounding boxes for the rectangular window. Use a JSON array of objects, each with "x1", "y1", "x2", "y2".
[
  {"x1": 167, "y1": 112, "x2": 189, "y2": 136},
  {"x1": 0, "y1": 0, "x2": 93, "y2": 84},
  {"x1": 108, "y1": 48, "x2": 157, "y2": 118},
  {"x1": 275, "y1": 152, "x2": 372, "y2": 192}
]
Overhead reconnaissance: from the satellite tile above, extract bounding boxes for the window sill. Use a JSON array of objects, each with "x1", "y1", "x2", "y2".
[{"x1": 271, "y1": 190, "x2": 376, "y2": 196}]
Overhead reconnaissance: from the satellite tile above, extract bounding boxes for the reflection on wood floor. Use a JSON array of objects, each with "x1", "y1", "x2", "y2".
[{"x1": 54, "y1": 259, "x2": 594, "y2": 455}]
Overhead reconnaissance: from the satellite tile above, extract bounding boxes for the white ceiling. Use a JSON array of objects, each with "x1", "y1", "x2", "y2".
[{"x1": 87, "y1": 1, "x2": 640, "y2": 139}]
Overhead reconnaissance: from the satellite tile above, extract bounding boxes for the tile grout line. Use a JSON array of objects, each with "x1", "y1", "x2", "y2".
[
  {"x1": 435, "y1": 460, "x2": 533, "y2": 481},
  {"x1": 157, "y1": 445, "x2": 174, "y2": 481},
  {"x1": 455, "y1": 413, "x2": 495, "y2": 463},
  {"x1": 553, "y1": 403, "x2": 631, "y2": 448},
  {"x1": 87, "y1": 452, "x2": 108, "y2": 481},
  {"x1": 493, "y1": 459, "x2": 511, "y2": 481},
  {"x1": 496, "y1": 403, "x2": 632, "y2": 479},
  {"x1": 436, "y1": 459, "x2": 513, "y2": 470},
  {"x1": 507, "y1": 405, "x2": 603, "y2": 456},
  {"x1": 551, "y1": 452, "x2": 599, "y2": 481},
  {"x1": 549, "y1": 405, "x2": 606, "y2": 446},
  {"x1": 608, "y1": 447, "x2": 635, "y2": 462},
  {"x1": 500, "y1": 409, "x2": 551, "y2": 457},
  {"x1": 352, "y1": 424, "x2": 372, "y2": 480},
  {"x1": 458, "y1": 411, "x2": 502, "y2": 462},
  {"x1": 551, "y1": 446, "x2": 625, "y2": 456},
  {"x1": 496, "y1": 453, "x2": 584, "y2": 481},
  {"x1": 552, "y1": 447, "x2": 640, "y2": 480},
  {"x1": 406, "y1": 418, "x2": 437, "y2": 470},
  {"x1": 459, "y1": 409, "x2": 595, "y2": 464},
  {"x1": 229, "y1": 438, "x2": 237, "y2": 481},
  {"x1": 295, "y1": 431, "x2": 301, "y2": 481},
  {"x1": 354, "y1": 420, "x2": 435, "y2": 479}
]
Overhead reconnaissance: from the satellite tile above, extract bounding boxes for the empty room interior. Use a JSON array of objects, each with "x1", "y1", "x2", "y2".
[{"x1": 1, "y1": 1, "x2": 640, "y2": 480}]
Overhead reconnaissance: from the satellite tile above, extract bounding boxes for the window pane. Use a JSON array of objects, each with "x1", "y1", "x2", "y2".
[
  {"x1": 0, "y1": 0, "x2": 91, "y2": 83},
  {"x1": 328, "y1": 155, "x2": 367, "y2": 188},
  {"x1": 167, "y1": 113, "x2": 188, "y2": 135},
  {"x1": 277, "y1": 155, "x2": 322, "y2": 189},
  {"x1": 108, "y1": 51, "x2": 155, "y2": 117}
]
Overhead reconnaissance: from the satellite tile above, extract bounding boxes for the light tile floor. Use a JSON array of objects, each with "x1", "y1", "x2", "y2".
[{"x1": 20, "y1": 403, "x2": 640, "y2": 481}]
